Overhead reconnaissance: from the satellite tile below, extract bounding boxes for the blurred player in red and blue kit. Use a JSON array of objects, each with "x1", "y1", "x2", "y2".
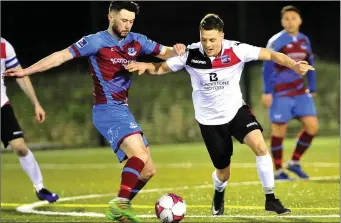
[{"x1": 261, "y1": 5, "x2": 318, "y2": 180}]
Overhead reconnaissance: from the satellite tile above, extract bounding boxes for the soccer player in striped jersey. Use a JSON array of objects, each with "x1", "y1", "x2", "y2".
[
  {"x1": 261, "y1": 6, "x2": 318, "y2": 180},
  {"x1": 4, "y1": 2, "x2": 185, "y2": 222},
  {"x1": 1, "y1": 37, "x2": 59, "y2": 203}
]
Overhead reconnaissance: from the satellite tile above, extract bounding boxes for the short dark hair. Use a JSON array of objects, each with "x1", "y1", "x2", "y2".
[
  {"x1": 281, "y1": 5, "x2": 301, "y2": 17},
  {"x1": 109, "y1": 1, "x2": 140, "y2": 14},
  {"x1": 199, "y1": 14, "x2": 224, "y2": 32}
]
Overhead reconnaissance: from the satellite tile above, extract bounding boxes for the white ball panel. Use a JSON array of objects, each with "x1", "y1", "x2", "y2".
[
  {"x1": 158, "y1": 195, "x2": 174, "y2": 209},
  {"x1": 159, "y1": 209, "x2": 173, "y2": 223},
  {"x1": 172, "y1": 201, "x2": 186, "y2": 216}
]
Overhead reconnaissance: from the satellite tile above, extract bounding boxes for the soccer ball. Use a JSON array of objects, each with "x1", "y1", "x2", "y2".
[{"x1": 155, "y1": 193, "x2": 186, "y2": 223}]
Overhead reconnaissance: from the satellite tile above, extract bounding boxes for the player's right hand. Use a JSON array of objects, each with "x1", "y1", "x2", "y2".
[
  {"x1": 3, "y1": 68, "x2": 28, "y2": 78},
  {"x1": 125, "y1": 62, "x2": 147, "y2": 75},
  {"x1": 34, "y1": 103, "x2": 46, "y2": 123},
  {"x1": 261, "y1": 93, "x2": 273, "y2": 109},
  {"x1": 173, "y1": 43, "x2": 186, "y2": 56},
  {"x1": 293, "y1": 61, "x2": 315, "y2": 75}
]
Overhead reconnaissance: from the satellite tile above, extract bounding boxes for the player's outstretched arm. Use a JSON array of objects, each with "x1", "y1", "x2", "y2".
[
  {"x1": 156, "y1": 44, "x2": 186, "y2": 60},
  {"x1": 258, "y1": 48, "x2": 315, "y2": 75},
  {"x1": 125, "y1": 62, "x2": 172, "y2": 76},
  {"x1": 4, "y1": 48, "x2": 74, "y2": 78}
]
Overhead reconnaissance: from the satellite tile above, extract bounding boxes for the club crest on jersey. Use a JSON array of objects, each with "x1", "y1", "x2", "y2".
[
  {"x1": 76, "y1": 38, "x2": 88, "y2": 48},
  {"x1": 300, "y1": 43, "x2": 308, "y2": 50},
  {"x1": 221, "y1": 55, "x2": 230, "y2": 64},
  {"x1": 128, "y1": 47, "x2": 137, "y2": 56}
]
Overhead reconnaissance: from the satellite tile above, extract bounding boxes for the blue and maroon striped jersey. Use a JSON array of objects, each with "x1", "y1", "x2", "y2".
[
  {"x1": 68, "y1": 30, "x2": 163, "y2": 105},
  {"x1": 262, "y1": 30, "x2": 316, "y2": 96}
]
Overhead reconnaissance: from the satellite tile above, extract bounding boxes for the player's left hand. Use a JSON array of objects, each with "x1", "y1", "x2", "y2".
[
  {"x1": 125, "y1": 62, "x2": 147, "y2": 75},
  {"x1": 34, "y1": 103, "x2": 46, "y2": 123},
  {"x1": 173, "y1": 43, "x2": 186, "y2": 56},
  {"x1": 305, "y1": 89, "x2": 317, "y2": 97},
  {"x1": 293, "y1": 61, "x2": 315, "y2": 75},
  {"x1": 4, "y1": 68, "x2": 28, "y2": 78}
]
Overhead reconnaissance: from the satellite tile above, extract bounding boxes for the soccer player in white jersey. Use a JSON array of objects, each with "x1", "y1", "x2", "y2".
[
  {"x1": 125, "y1": 14, "x2": 314, "y2": 215},
  {"x1": 1, "y1": 37, "x2": 59, "y2": 203}
]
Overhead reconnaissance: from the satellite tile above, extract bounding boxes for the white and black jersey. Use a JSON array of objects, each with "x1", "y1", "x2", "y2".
[{"x1": 166, "y1": 39, "x2": 261, "y2": 125}]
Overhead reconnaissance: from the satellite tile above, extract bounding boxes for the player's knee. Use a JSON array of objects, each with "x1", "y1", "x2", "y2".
[
  {"x1": 271, "y1": 123, "x2": 288, "y2": 137},
  {"x1": 149, "y1": 167, "x2": 156, "y2": 178},
  {"x1": 217, "y1": 168, "x2": 231, "y2": 182},
  {"x1": 9, "y1": 139, "x2": 28, "y2": 157},
  {"x1": 144, "y1": 166, "x2": 156, "y2": 180},
  {"x1": 252, "y1": 141, "x2": 268, "y2": 156},
  {"x1": 305, "y1": 122, "x2": 319, "y2": 136},
  {"x1": 140, "y1": 162, "x2": 156, "y2": 181}
]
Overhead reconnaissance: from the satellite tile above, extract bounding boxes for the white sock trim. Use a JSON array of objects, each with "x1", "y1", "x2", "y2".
[
  {"x1": 34, "y1": 183, "x2": 44, "y2": 192},
  {"x1": 288, "y1": 160, "x2": 299, "y2": 166},
  {"x1": 212, "y1": 170, "x2": 227, "y2": 192}
]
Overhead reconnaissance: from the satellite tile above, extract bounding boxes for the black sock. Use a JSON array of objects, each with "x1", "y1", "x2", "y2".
[{"x1": 265, "y1": 193, "x2": 276, "y2": 201}]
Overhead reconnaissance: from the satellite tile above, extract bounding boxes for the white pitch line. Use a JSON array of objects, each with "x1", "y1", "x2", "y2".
[
  {"x1": 3, "y1": 162, "x2": 339, "y2": 169},
  {"x1": 12, "y1": 210, "x2": 341, "y2": 219},
  {"x1": 16, "y1": 175, "x2": 340, "y2": 219},
  {"x1": 138, "y1": 214, "x2": 340, "y2": 218},
  {"x1": 16, "y1": 194, "x2": 106, "y2": 213}
]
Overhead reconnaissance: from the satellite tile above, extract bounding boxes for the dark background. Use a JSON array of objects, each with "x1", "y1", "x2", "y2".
[{"x1": 1, "y1": 1, "x2": 340, "y2": 69}]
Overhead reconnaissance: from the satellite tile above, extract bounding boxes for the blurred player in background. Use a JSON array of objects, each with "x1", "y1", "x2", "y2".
[
  {"x1": 4, "y1": 1, "x2": 185, "y2": 222},
  {"x1": 125, "y1": 13, "x2": 314, "y2": 216},
  {"x1": 1, "y1": 37, "x2": 59, "y2": 203},
  {"x1": 262, "y1": 5, "x2": 318, "y2": 180}
]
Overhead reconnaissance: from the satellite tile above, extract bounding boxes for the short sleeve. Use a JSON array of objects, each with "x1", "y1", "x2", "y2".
[
  {"x1": 5, "y1": 41, "x2": 20, "y2": 69},
  {"x1": 137, "y1": 34, "x2": 163, "y2": 56},
  {"x1": 233, "y1": 42, "x2": 261, "y2": 62},
  {"x1": 166, "y1": 52, "x2": 188, "y2": 72},
  {"x1": 68, "y1": 35, "x2": 99, "y2": 58}
]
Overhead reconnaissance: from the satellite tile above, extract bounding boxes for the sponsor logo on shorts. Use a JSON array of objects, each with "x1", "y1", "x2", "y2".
[
  {"x1": 274, "y1": 114, "x2": 282, "y2": 119},
  {"x1": 13, "y1": 131, "x2": 23, "y2": 135},
  {"x1": 246, "y1": 122, "x2": 258, "y2": 128},
  {"x1": 130, "y1": 122, "x2": 138, "y2": 129}
]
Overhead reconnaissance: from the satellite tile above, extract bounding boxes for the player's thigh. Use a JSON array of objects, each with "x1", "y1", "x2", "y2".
[
  {"x1": 1, "y1": 104, "x2": 26, "y2": 152},
  {"x1": 229, "y1": 105, "x2": 264, "y2": 145},
  {"x1": 269, "y1": 96, "x2": 293, "y2": 124},
  {"x1": 120, "y1": 134, "x2": 148, "y2": 161},
  {"x1": 92, "y1": 104, "x2": 148, "y2": 163},
  {"x1": 198, "y1": 123, "x2": 233, "y2": 170},
  {"x1": 293, "y1": 94, "x2": 317, "y2": 119}
]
